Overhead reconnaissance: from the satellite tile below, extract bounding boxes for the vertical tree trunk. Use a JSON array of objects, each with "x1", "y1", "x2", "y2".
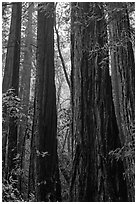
[
  {"x1": 2, "y1": 2, "x2": 22, "y2": 179},
  {"x1": 19, "y1": 2, "x2": 33, "y2": 152},
  {"x1": 2, "y1": 3, "x2": 21, "y2": 94},
  {"x1": 33, "y1": 3, "x2": 61, "y2": 201},
  {"x1": 70, "y1": 2, "x2": 127, "y2": 201},
  {"x1": 108, "y1": 2, "x2": 135, "y2": 201},
  {"x1": 27, "y1": 96, "x2": 36, "y2": 200},
  {"x1": 18, "y1": 3, "x2": 33, "y2": 198}
]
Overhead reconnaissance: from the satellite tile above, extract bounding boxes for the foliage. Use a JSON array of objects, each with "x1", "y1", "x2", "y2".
[
  {"x1": 57, "y1": 107, "x2": 71, "y2": 138},
  {"x1": 2, "y1": 3, "x2": 12, "y2": 74},
  {"x1": 2, "y1": 88, "x2": 25, "y2": 123},
  {"x1": 2, "y1": 89, "x2": 26, "y2": 155},
  {"x1": 2, "y1": 159, "x2": 25, "y2": 202},
  {"x1": 2, "y1": 89, "x2": 26, "y2": 201},
  {"x1": 2, "y1": 152, "x2": 24, "y2": 202},
  {"x1": 2, "y1": 177, "x2": 24, "y2": 202},
  {"x1": 57, "y1": 106, "x2": 72, "y2": 201},
  {"x1": 109, "y1": 124, "x2": 135, "y2": 177}
]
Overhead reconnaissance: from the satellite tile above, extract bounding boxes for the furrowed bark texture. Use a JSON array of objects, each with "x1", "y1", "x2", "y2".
[
  {"x1": 70, "y1": 2, "x2": 127, "y2": 201},
  {"x1": 108, "y1": 2, "x2": 135, "y2": 201},
  {"x1": 33, "y1": 3, "x2": 61, "y2": 201},
  {"x1": 18, "y1": 3, "x2": 33, "y2": 199}
]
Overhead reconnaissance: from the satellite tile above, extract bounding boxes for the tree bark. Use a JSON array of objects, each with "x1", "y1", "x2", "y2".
[
  {"x1": 108, "y1": 2, "x2": 135, "y2": 201},
  {"x1": 2, "y1": 3, "x2": 21, "y2": 95},
  {"x1": 70, "y1": 2, "x2": 127, "y2": 201},
  {"x1": 2, "y1": 2, "x2": 22, "y2": 179},
  {"x1": 33, "y1": 3, "x2": 61, "y2": 201},
  {"x1": 18, "y1": 2, "x2": 33, "y2": 198}
]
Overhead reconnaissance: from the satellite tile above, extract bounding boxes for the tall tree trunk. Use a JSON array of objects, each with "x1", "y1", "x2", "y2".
[
  {"x1": 108, "y1": 2, "x2": 135, "y2": 201},
  {"x1": 70, "y1": 2, "x2": 127, "y2": 201},
  {"x1": 2, "y1": 2, "x2": 22, "y2": 179},
  {"x1": 27, "y1": 96, "x2": 36, "y2": 200},
  {"x1": 33, "y1": 3, "x2": 61, "y2": 201},
  {"x1": 2, "y1": 3, "x2": 21, "y2": 94},
  {"x1": 18, "y1": 3, "x2": 33, "y2": 198}
]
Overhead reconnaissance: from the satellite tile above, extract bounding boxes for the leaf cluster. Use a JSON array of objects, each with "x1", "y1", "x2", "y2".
[
  {"x1": 2, "y1": 89, "x2": 26, "y2": 124},
  {"x1": 109, "y1": 139, "x2": 135, "y2": 177},
  {"x1": 2, "y1": 177, "x2": 24, "y2": 202},
  {"x1": 57, "y1": 107, "x2": 71, "y2": 137}
]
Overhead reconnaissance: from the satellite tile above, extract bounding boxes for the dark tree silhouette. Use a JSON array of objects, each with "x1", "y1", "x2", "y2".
[
  {"x1": 2, "y1": 2, "x2": 22, "y2": 179},
  {"x1": 70, "y1": 2, "x2": 128, "y2": 201},
  {"x1": 32, "y1": 3, "x2": 61, "y2": 201}
]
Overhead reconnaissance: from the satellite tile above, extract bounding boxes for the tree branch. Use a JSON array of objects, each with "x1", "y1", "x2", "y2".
[{"x1": 55, "y1": 25, "x2": 71, "y2": 89}]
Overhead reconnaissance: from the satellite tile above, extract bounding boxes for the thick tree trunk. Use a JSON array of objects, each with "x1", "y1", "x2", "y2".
[
  {"x1": 2, "y1": 2, "x2": 22, "y2": 179},
  {"x1": 70, "y1": 3, "x2": 127, "y2": 201},
  {"x1": 2, "y1": 3, "x2": 21, "y2": 94},
  {"x1": 33, "y1": 3, "x2": 61, "y2": 201},
  {"x1": 18, "y1": 3, "x2": 33, "y2": 198},
  {"x1": 108, "y1": 2, "x2": 135, "y2": 201}
]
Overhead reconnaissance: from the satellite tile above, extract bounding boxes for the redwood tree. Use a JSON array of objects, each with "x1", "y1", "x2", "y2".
[
  {"x1": 70, "y1": 2, "x2": 127, "y2": 201},
  {"x1": 18, "y1": 3, "x2": 33, "y2": 198},
  {"x1": 2, "y1": 2, "x2": 22, "y2": 179},
  {"x1": 2, "y1": 3, "x2": 21, "y2": 94},
  {"x1": 108, "y1": 2, "x2": 135, "y2": 201},
  {"x1": 33, "y1": 3, "x2": 61, "y2": 201}
]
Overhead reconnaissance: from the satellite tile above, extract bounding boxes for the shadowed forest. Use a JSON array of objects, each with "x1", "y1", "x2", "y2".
[{"x1": 2, "y1": 2, "x2": 135, "y2": 202}]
